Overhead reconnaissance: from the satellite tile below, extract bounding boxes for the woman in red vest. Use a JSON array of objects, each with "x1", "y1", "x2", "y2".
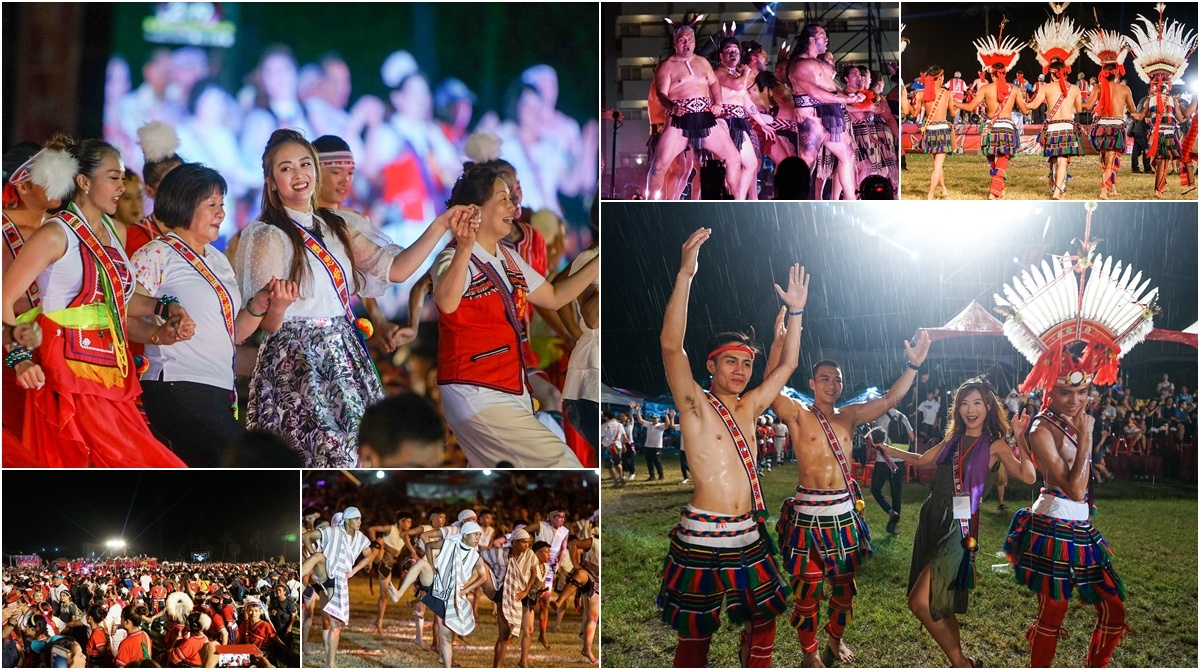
[{"x1": 432, "y1": 164, "x2": 597, "y2": 468}]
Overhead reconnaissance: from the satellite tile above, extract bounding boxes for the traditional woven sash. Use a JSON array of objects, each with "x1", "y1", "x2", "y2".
[
  {"x1": 952, "y1": 435, "x2": 983, "y2": 542},
  {"x1": 1045, "y1": 92, "x2": 1067, "y2": 125},
  {"x1": 162, "y1": 233, "x2": 239, "y2": 418},
  {"x1": 58, "y1": 205, "x2": 129, "y2": 378},
  {"x1": 2, "y1": 214, "x2": 42, "y2": 307},
  {"x1": 808, "y1": 405, "x2": 865, "y2": 510},
  {"x1": 161, "y1": 235, "x2": 234, "y2": 341},
  {"x1": 703, "y1": 390, "x2": 775, "y2": 552},
  {"x1": 291, "y1": 219, "x2": 376, "y2": 375}
]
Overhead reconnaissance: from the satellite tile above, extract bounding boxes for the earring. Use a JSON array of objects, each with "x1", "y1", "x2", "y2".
[{"x1": 84, "y1": 189, "x2": 90, "y2": 195}]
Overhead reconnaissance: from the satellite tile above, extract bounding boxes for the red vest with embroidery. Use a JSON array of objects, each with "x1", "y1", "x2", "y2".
[{"x1": 437, "y1": 246, "x2": 530, "y2": 395}]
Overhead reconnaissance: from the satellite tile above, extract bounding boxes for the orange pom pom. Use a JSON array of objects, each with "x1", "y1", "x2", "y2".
[
  {"x1": 355, "y1": 317, "x2": 374, "y2": 339},
  {"x1": 966, "y1": 536, "x2": 977, "y2": 551},
  {"x1": 854, "y1": 499, "x2": 865, "y2": 513}
]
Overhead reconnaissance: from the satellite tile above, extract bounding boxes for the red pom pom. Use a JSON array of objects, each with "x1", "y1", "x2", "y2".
[{"x1": 355, "y1": 317, "x2": 374, "y2": 339}]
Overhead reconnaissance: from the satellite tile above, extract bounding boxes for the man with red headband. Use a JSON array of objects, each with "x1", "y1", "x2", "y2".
[
  {"x1": 913, "y1": 66, "x2": 955, "y2": 199},
  {"x1": 1128, "y1": 6, "x2": 1197, "y2": 198},
  {"x1": 1025, "y1": 12, "x2": 1086, "y2": 199},
  {"x1": 958, "y1": 24, "x2": 1031, "y2": 199},
  {"x1": 997, "y1": 225, "x2": 1154, "y2": 668},
  {"x1": 1083, "y1": 26, "x2": 1140, "y2": 199},
  {"x1": 765, "y1": 321, "x2": 930, "y2": 666},
  {"x1": 658, "y1": 227, "x2": 808, "y2": 667}
]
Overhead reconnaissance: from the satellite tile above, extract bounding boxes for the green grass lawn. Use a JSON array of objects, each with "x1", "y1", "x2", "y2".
[
  {"x1": 601, "y1": 455, "x2": 1197, "y2": 668},
  {"x1": 901, "y1": 153, "x2": 1198, "y2": 201}
]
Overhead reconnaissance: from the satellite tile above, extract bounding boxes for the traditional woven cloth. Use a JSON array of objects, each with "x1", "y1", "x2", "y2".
[
  {"x1": 431, "y1": 532, "x2": 482, "y2": 636},
  {"x1": 922, "y1": 122, "x2": 954, "y2": 154},
  {"x1": 982, "y1": 118, "x2": 1020, "y2": 156},
  {"x1": 658, "y1": 506, "x2": 791, "y2": 637},
  {"x1": 1004, "y1": 489, "x2": 1125, "y2": 604},
  {"x1": 776, "y1": 487, "x2": 873, "y2": 584},
  {"x1": 722, "y1": 107, "x2": 753, "y2": 151},
  {"x1": 501, "y1": 547, "x2": 537, "y2": 636},
  {"x1": 670, "y1": 97, "x2": 717, "y2": 151},
  {"x1": 318, "y1": 524, "x2": 371, "y2": 624},
  {"x1": 1089, "y1": 117, "x2": 1127, "y2": 151},
  {"x1": 1040, "y1": 121, "x2": 1084, "y2": 157}
]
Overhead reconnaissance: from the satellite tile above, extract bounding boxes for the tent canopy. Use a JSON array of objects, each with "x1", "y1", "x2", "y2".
[{"x1": 919, "y1": 300, "x2": 1005, "y2": 341}]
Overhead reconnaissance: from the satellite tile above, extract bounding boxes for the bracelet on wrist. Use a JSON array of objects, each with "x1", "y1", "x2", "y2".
[
  {"x1": 789, "y1": 309, "x2": 805, "y2": 317},
  {"x1": 246, "y1": 297, "x2": 268, "y2": 318},
  {"x1": 155, "y1": 295, "x2": 180, "y2": 319},
  {"x1": 4, "y1": 346, "x2": 33, "y2": 369},
  {"x1": 906, "y1": 361, "x2": 921, "y2": 371}
]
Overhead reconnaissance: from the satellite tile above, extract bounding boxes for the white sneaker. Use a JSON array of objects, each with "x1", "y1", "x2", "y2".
[
  {"x1": 387, "y1": 581, "x2": 401, "y2": 603},
  {"x1": 681, "y1": 478, "x2": 691, "y2": 484},
  {"x1": 628, "y1": 473, "x2": 636, "y2": 480}
]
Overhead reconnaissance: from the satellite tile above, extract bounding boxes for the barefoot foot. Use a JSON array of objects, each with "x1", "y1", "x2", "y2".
[
  {"x1": 828, "y1": 637, "x2": 855, "y2": 664},
  {"x1": 802, "y1": 650, "x2": 826, "y2": 667}
]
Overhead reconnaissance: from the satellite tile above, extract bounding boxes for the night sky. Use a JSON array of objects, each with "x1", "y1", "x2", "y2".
[
  {"x1": 901, "y1": 2, "x2": 1199, "y2": 104},
  {"x1": 600, "y1": 201, "x2": 1197, "y2": 400},
  {"x1": 2, "y1": 470, "x2": 299, "y2": 560}
]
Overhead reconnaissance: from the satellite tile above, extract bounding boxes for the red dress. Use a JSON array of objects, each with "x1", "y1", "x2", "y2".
[{"x1": 23, "y1": 214, "x2": 185, "y2": 467}]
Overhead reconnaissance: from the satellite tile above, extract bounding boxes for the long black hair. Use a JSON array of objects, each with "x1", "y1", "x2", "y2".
[{"x1": 258, "y1": 129, "x2": 363, "y2": 291}]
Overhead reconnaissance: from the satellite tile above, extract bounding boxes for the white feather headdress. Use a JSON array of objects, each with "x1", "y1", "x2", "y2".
[
  {"x1": 1084, "y1": 28, "x2": 1130, "y2": 69},
  {"x1": 1128, "y1": 4, "x2": 1197, "y2": 84},
  {"x1": 994, "y1": 210, "x2": 1158, "y2": 392},
  {"x1": 14, "y1": 148, "x2": 79, "y2": 202},
  {"x1": 1031, "y1": 13, "x2": 1086, "y2": 73},
  {"x1": 137, "y1": 121, "x2": 180, "y2": 164}
]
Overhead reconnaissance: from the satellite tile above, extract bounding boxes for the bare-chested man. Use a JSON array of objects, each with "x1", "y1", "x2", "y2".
[
  {"x1": 788, "y1": 24, "x2": 865, "y2": 199},
  {"x1": 658, "y1": 227, "x2": 809, "y2": 667},
  {"x1": 1129, "y1": 9, "x2": 1195, "y2": 198},
  {"x1": 1003, "y1": 357, "x2": 1127, "y2": 668},
  {"x1": 959, "y1": 32, "x2": 1030, "y2": 199},
  {"x1": 715, "y1": 37, "x2": 778, "y2": 200},
  {"x1": 745, "y1": 41, "x2": 792, "y2": 170},
  {"x1": 648, "y1": 20, "x2": 744, "y2": 200},
  {"x1": 1083, "y1": 42, "x2": 1139, "y2": 199},
  {"x1": 647, "y1": 61, "x2": 698, "y2": 200},
  {"x1": 767, "y1": 43, "x2": 801, "y2": 163},
  {"x1": 765, "y1": 322, "x2": 930, "y2": 667},
  {"x1": 913, "y1": 66, "x2": 955, "y2": 199},
  {"x1": 1025, "y1": 61, "x2": 1082, "y2": 199}
]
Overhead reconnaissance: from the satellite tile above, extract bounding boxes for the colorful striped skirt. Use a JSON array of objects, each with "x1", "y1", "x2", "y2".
[
  {"x1": 1089, "y1": 117, "x2": 1127, "y2": 152},
  {"x1": 922, "y1": 122, "x2": 954, "y2": 154},
  {"x1": 776, "y1": 487, "x2": 873, "y2": 583},
  {"x1": 1003, "y1": 492, "x2": 1124, "y2": 604},
  {"x1": 1039, "y1": 121, "x2": 1084, "y2": 157},
  {"x1": 1152, "y1": 125, "x2": 1182, "y2": 159},
  {"x1": 659, "y1": 506, "x2": 791, "y2": 637},
  {"x1": 982, "y1": 119, "x2": 1019, "y2": 156}
]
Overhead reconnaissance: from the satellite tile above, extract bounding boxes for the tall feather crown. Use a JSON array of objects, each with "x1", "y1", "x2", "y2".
[
  {"x1": 1032, "y1": 14, "x2": 1086, "y2": 73},
  {"x1": 975, "y1": 20, "x2": 1027, "y2": 72},
  {"x1": 1084, "y1": 28, "x2": 1131, "y2": 69},
  {"x1": 1128, "y1": 4, "x2": 1197, "y2": 83},
  {"x1": 994, "y1": 212, "x2": 1158, "y2": 393}
]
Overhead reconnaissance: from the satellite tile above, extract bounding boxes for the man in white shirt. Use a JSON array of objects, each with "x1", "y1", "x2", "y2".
[
  {"x1": 772, "y1": 417, "x2": 789, "y2": 465},
  {"x1": 601, "y1": 411, "x2": 627, "y2": 487},
  {"x1": 634, "y1": 405, "x2": 671, "y2": 481},
  {"x1": 917, "y1": 390, "x2": 941, "y2": 443}
]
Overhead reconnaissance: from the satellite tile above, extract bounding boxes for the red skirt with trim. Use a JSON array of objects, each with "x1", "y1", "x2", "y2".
[
  {"x1": 22, "y1": 314, "x2": 186, "y2": 468},
  {"x1": 2, "y1": 367, "x2": 41, "y2": 467}
]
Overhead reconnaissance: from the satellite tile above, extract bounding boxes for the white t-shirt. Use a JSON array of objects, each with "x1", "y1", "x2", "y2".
[
  {"x1": 562, "y1": 248, "x2": 598, "y2": 402},
  {"x1": 131, "y1": 234, "x2": 242, "y2": 389},
  {"x1": 235, "y1": 208, "x2": 403, "y2": 320},
  {"x1": 918, "y1": 399, "x2": 940, "y2": 426},
  {"x1": 601, "y1": 419, "x2": 626, "y2": 448},
  {"x1": 773, "y1": 422, "x2": 788, "y2": 442},
  {"x1": 643, "y1": 421, "x2": 668, "y2": 449}
]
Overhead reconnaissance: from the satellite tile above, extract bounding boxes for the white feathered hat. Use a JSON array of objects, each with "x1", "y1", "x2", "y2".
[{"x1": 1128, "y1": 3, "x2": 1197, "y2": 84}]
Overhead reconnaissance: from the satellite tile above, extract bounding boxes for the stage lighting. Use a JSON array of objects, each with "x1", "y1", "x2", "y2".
[
  {"x1": 106, "y1": 540, "x2": 126, "y2": 549},
  {"x1": 376, "y1": 470, "x2": 385, "y2": 479},
  {"x1": 482, "y1": 469, "x2": 493, "y2": 476}
]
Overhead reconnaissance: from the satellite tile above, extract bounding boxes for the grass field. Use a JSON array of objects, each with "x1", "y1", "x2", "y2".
[
  {"x1": 900, "y1": 153, "x2": 1198, "y2": 201},
  {"x1": 301, "y1": 575, "x2": 595, "y2": 667},
  {"x1": 601, "y1": 454, "x2": 1197, "y2": 668}
]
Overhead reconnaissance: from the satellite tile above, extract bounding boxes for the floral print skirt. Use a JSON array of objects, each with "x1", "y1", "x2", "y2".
[{"x1": 247, "y1": 317, "x2": 382, "y2": 467}]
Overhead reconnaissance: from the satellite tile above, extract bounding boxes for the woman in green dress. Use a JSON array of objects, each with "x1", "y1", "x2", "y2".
[{"x1": 878, "y1": 377, "x2": 1036, "y2": 667}]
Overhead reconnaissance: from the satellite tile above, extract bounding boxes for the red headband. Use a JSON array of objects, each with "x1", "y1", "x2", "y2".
[{"x1": 708, "y1": 344, "x2": 756, "y2": 361}]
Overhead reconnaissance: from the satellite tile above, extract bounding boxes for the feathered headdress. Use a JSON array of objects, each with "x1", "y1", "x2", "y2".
[
  {"x1": 664, "y1": 14, "x2": 706, "y2": 37},
  {"x1": 994, "y1": 205, "x2": 1158, "y2": 394},
  {"x1": 974, "y1": 17, "x2": 1027, "y2": 100},
  {"x1": 1085, "y1": 13, "x2": 1132, "y2": 117},
  {"x1": 721, "y1": 21, "x2": 738, "y2": 41},
  {"x1": 3, "y1": 146, "x2": 77, "y2": 207},
  {"x1": 1032, "y1": 11, "x2": 1086, "y2": 75},
  {"x1": 137, "y1": 121, "x2": 180, "y2": 164},
  {"x1": 1128, "y1": 3, "x2": 1197, "y2": 84}
]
